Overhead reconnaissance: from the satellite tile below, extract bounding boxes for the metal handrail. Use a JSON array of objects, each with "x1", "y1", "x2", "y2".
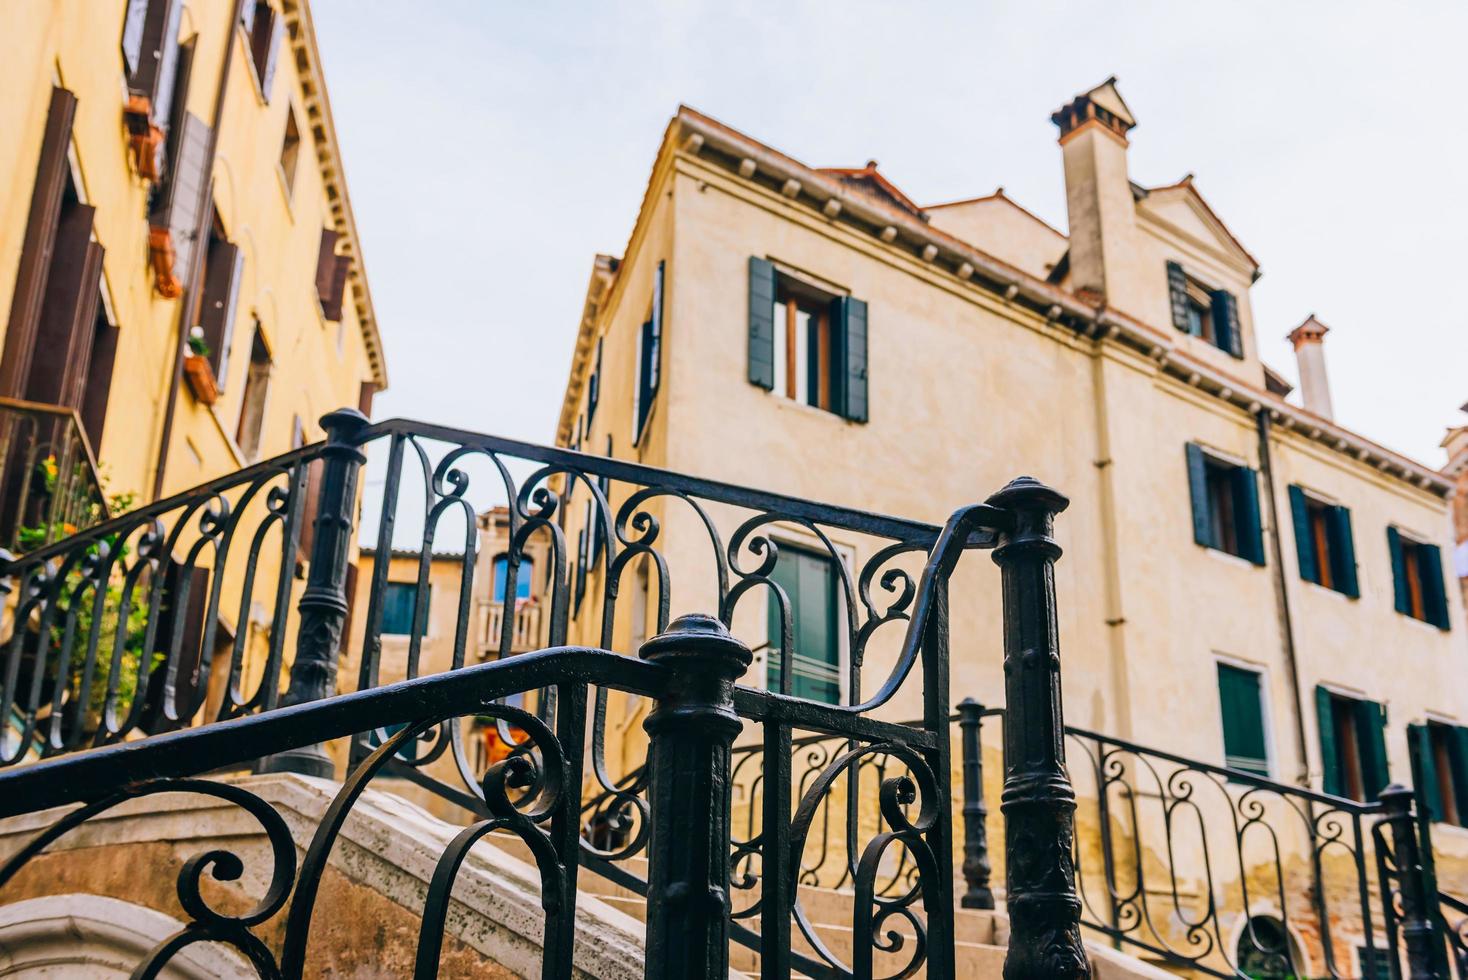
[{"x1": 0, "y1": 396, "x2": 109, "y2": 553}]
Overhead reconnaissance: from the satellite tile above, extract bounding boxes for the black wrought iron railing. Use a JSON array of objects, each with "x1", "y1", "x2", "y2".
[
  {"x1": 0, "y1": 408, "x2": 1099, "y2": 978},
  {"x1": 0, "y1": 396, "x2": 108, "y2": 554}
]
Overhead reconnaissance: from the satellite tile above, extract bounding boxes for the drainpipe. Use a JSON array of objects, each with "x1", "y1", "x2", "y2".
[
  {"x1": 1256, "y1": 407, "x2": 1311, "y2": 786},
  {"x1": 150, "y1": 0, "x2": 246, "y2": 500}
]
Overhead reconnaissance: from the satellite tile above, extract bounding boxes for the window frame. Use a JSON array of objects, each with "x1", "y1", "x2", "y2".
[
  {"x1": 1186, "y1": 443, "x2": 1264, "y2": 565},
  {"x1": 380, "y1": 580, "x2": 429, "y2": 637},
  {"x1": 762, "y1": 536, "x2": 851, "y2": 706},
  {"x1": 1317, "y1": 685, "x2": 1390, "y2": 802},
  {"x1": 492, "y1": 554, "x2": 535, "y2": 604},
  {"x1": 1214, "y1": 657, "x2": 1274, "y2": 779},
  {"x1": 768, "y1": 269, "x2": 845, "y2": 416}
]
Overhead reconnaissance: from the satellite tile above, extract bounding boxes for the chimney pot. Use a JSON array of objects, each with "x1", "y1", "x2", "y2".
[{"x1": 1287, "y1": 315, "x2": 1335, "y2": 419}]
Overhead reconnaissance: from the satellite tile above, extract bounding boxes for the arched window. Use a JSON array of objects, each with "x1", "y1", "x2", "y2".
[
  {"x1": 1236, "y1": 915, "x2": 1303, "y2": 978},
  {"x1": 493, "y1": 555, "x2": 533, "y2": 602}
]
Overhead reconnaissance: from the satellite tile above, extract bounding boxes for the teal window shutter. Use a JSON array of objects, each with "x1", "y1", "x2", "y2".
[
  {"x1": 837, "y1": 296, "x2": 868, "y2": 423},
  {"x1": 1217, "y1": 664, "x2": 1269, "y2": 776},
  {"x1": 1356, "y1": 699, "x2": 1390, "y2": 801},
  {"x1": 1210, "y1": 289, "x2": 1244, "y2": 358},
  {"x1": 1329, "y1": 505, "x2": 1359, "y2": 598},
  {"x1": 1388, "y1": 527, "x2": 1411, "y2": 614},
  {"x1": 747, "y1": 257, "x2": 776, "y2": 390},
  {"x1": 1420, "y1": 543, "x2": 1450, "y2": 630},
  {"x1": 1288, "y1": 485, "x2": 1317, "y2": 584},
  {"x1": 1234, "y1": 467, "x2": 1266, "y2": 565},
  {"x1": 1452, "y1": 727, "x2": 1468, "y2": 825},
  {"x1": 1316, "y1": 686, "x2": 1342, "y2": 796},
  {"x1": 765, "y1": 545, "x2": 840, "y2": 704},
  {"x1": 1166, "y1": 261, "x2": 1191, "y2": 333},
  {"x1": 1186, "y1": 444, "x2": 1213, "y2": 548},
  {"x1": 1410, "y1": 723, "x2": 1443, "y2": 821}
]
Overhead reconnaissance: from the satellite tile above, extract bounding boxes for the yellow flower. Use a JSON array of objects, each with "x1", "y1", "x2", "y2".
[
  {"x1": 42, "y1": 455, "x2": 58, "y2": 479},
  {"x1": 62, "y1": 523, "x2": 77, "y2": 535}
]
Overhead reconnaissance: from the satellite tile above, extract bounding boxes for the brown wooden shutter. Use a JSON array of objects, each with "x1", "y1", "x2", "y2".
[
  {"x1": 0, "y1": 87, "x2": 77, "y2": 399},
  {"x1": 357, "y1": 381, "x2": 377, "y2": 417},
  {"x1": 315, "y1": 228, "x2": 340, "y2": 301},
  {"x1": 55, "y1": 244, "x2": 106, "y2": 413},
  {"x1": 322, "y1": 256, "x2": 350, "y2": 322},
  {"x1": 25, "y1": 203, "x2": 98, "y2": 407},
  {"x1": 198, "y1": 238, "x2": 243, "y2": 386},
  {"x1": 252, "y1": 5, "x2": 283, "y2": 101},
  {"x1": 80, "y1": 317, "x2": 119, "y2": 450},
  {"x1": 149, "y1": 111, "x2": 210, "y2": 289}
]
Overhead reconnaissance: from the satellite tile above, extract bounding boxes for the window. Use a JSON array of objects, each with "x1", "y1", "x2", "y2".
[
  {"x1": 766, "y1": 543, "x2": 841, "y2": 705},
  {"x1": 1185, "y1": 444, "x2": 1264, "y2": 564},
  {"x1": 278, "y1": 107, "x2": 301, "y2": 197},
  {"x1": 314, "y1": 228, "x2": 350, "y2": 321},
  {"x1": 493, "y1": 556, "x2": 534, "y2": 603},
  {"x1": 748, "y1": 258, "x2": 868, "y2": 422},
  {"x1": 123, "y1": 0, "x2": 183, "y2": 125},
  {"x1": 196, "y1": 208, "x2": 244, "y2": 388},
  {"x1": 586, "y1": 338, "x2": 602, "y2": 427},
  {"x1": 1236, "y1": 916, "x2": 1304, "y2": 978},
  {"x1": 1409, "y1": 721, "x2": 1468, "y2": 827},
  {"x1": 633, "y1": 261, "x2": 664, "y2": 444},
  {"x1": 1357, "y1": 945, "x2": 1394, "y2": 978},
  {"x1": 1167, "y1": 261, "x2": 1242, "y2": 358},
  {"x1": 1316, "y1": 687, "x2": 1389, "y2": 802},
  {"x1": 1288, "y1": 487, "x2": 1358, "y2": 596},
  {"x1": 380, "y1": 581, "x2": 428, "y2": 636},
  {"x1": 234, "y1": 325, "x2": 271, "y2": 460},
  {"x1": 1217, "y1": 663, "x2": 1269, "y2": 777},
  {"x1": 241, "y1": 1, "x2": 283, "y2": 102},
  {"x1": 1388, "y1": 528, "x2": 1450, "y2": 629}
]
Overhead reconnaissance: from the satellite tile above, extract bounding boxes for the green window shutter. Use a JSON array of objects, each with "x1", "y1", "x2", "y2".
[
  {"x1": 1329, "y1": 505, "x2": 1359, "y2": 598},
  {"x1": 747, "y1": 257, "x2": 776, "y2": 390},
  {"x1": 1185, "y1": 443, "x2": 1213, "y2": 549},
  {"x1": 1387, "y1": 527, "x2": 1411, "y2": 615},
  {"x1": 764, "y1": 546, "x2": 839, "y2": 704},
  {"x1": 1409, "y1": 724, "x2": 1443, "y2": 821},
  {"x1": 1166, "y1": 261, "x2": 1190, "y2": 334},
  {"x1": 1420, "y1": 543, "x2": 1450, "y2": 630},
  {"x1": 1210, "y1": 289, "x2": 1244, "y2": 358},
  {"x1": 837, "y1": 296, "x2": 868, "y2": 423},
  {"x1": 1356, "y1": 699, "x2": 1390, "y2": 801},
  {"x1": 1217, "y1": 664, "x2": 1268, "y2": 775},
  {"x1": 1316, "y1": 686, "x2": 1342, "y2": 796},
  {"x1": 1288, "y1": 485, "x2": 1317, "y2": 584},
  {"x1": 1234, "y1": 467, "x2": 1266, "y2": 565},
  {"x1": 1451, "y1": 727, "x2": 1468, "y2": 825}
]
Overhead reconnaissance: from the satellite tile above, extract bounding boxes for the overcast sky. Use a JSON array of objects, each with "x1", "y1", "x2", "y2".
[{"x1": 312, "y1": 1, "x2": 1467, "y2": 468}]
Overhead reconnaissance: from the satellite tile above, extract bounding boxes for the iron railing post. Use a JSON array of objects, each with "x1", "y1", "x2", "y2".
[
  {"x1": 1380, "y1": 784, "x2": 1442, "y2": 979},
  {"x1": 958, "y1": 697, "x2": 995, "y2": 910},
  {"x1": 638, "y1": 612, "x2": 752, "y2": 980},
  {"x1": 987, "y1": 476, "x2": 1090, "y2": 979},
  {"x1": 260, "y1": 407, "x2": 368, "y2": 778}
]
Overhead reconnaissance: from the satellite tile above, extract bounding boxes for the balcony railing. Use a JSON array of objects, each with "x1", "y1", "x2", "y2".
[
  {"x1": 0, "y1": 396, "x2": 108, "y2": 553},
  {"x1": 479, "y1": 597, "x2": 543, "y2": 655}
]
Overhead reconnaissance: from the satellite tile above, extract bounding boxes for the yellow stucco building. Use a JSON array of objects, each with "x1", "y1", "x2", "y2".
[
  {"x1": 0, "y1": 0, "x2": 386, "y2": 549},
  {"x1": 550, "y1": 79, "x2": 1468, "y2": 971}
]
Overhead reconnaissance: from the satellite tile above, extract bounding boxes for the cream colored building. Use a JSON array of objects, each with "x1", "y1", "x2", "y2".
[
  {"x1": 0, "y1": 0, "x2": 386, "y2": 547},
  {"x1": 551, "y1": 79, "x2": 1468, "y2": 965}
]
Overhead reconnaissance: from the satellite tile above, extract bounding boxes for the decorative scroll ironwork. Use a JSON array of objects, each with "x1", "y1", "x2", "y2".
[{"x1": 0, "y1": 396, "x2": 109, "y2": 553}]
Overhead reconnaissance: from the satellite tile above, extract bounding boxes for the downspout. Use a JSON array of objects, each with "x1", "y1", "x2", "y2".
[
  {"x1": 150, "y1": 0, "x2": 246, "y2": 500},
  {"x1": 1090, "y1": 340, "x2": 1133, "y2": 739},
  {"x1": 1256, "y1": 407, "x2": 1310, "y2": 786}
]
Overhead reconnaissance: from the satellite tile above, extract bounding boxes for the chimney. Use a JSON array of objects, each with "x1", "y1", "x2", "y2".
[
  {"x1": 1052, "y1": 77, "x2": 1144, "y2": 312},
  {"x1": 1287, "y1": 315, "x2": 1334, "y2": 419}
]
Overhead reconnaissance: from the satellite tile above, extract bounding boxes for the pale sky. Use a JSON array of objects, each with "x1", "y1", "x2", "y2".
[{"x1": 312, "y1": 1, "x2": 1468, "y2": 469}]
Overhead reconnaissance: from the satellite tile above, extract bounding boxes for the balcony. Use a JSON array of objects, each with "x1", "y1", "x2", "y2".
[
  {"x1": 479, "y1": 596, "x2": 544, "y2": 655},
  {"x1": 0, "y1": 396, "x2": 108, "y2": 553}
]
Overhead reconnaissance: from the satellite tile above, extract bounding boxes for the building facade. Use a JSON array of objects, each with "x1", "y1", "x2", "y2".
[
  {"x1": 0, "y1": 0, "x2": 386, "y2": 551},
  {"x1": 550, "y1": 79, "x2": 1468, "y2": 966}
]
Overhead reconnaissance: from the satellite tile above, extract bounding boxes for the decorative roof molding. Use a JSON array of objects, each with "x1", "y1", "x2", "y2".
[{"x1": 280, "y1": 0, "x2": 387, "y2": 389}]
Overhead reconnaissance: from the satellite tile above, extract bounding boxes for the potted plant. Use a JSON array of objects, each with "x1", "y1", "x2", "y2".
[{"x1": 183, "y1": 327, "x2": 219, "y2": 405}]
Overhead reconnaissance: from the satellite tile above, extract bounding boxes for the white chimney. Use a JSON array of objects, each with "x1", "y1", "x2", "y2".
[{"x1": 1287, "y1": 315, "x2": 1334, "y2": 420}]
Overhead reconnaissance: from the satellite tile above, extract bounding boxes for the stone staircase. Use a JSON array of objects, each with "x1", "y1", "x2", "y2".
[{"x1": 481, "y1": 830, "x2": 1170, "y2": 978}]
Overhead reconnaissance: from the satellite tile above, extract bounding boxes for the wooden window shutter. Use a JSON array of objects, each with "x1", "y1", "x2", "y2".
[
  {"x1": 587, "y1": 338, "x2": 602, "y2": 426},
  {"x1": 254, "y1": 5, "x2": 284, "y2": 102},
  {"x1": 1217, "y1": 664, "x2": 1268, "y2": 774},
  {"x1": 1316, "y1": 686, "x2": 1342, "y2": 797},
  {"x1": 1211, "y1": 290, "x2": 1244, "y2": 359},
  {"x1": 1387, "y1": 527, "x2": 1411, "y2": 615},
  {"x1": 1410, "y1": 724, "x2": 1444, "y2": 821},
  {"x1": 1328, "y1": 505, "x2": 1359, "y2": 598},
  {"x1": 357, "y1": 381, "x2": 377, "y2": 418},
  {"x1": 149, "y1": 111, "x2": 211, "y2": 289},
  {"x1": 1420, "y1": 543, "x2": 1450, "y2": 629},
  {"x1": 314, "y1": 228, "x2": 340, "y2": 302},
  {"x1": 837, "y1": 295, "x2": 869, "y2": 423},
  {"x1": 0, "y1": 87, "x2": 77, "y2": 399},
  {"x1": 1234, "y1": 467, "x2": 1265, "y2": 566},
  {"x1": 1451, "y1": 727, "x2": 1468, "y2": 824},
  {"x1": 199, "y1": 239, "x2": 243, "y2": 387},
  {"x1": 122, "y1": 0, "x2": 150, "y2": 76},
  {"x1": 1355, "y1": 699, "x2": 1390, "y2": 801},
  {"x1": 1288, "y1": 485, "x2": 1317, "y2": 584},
  {"x1": 747, "y1": 257, "x2": 776, "y2": 390},
  {"x1": 322, "y1": 256, "x2": 350, "y2": 322},
  {"x1": 1166, "y1": 261, "x2": 1190, "y2": 334},
  {"x1": 1185, "y1": 443, "x2": 1212, "y2": 549},
  {"x1": 26, "y1": 203, "x2": 98, "y2": 407},
  {"x1": 130, "y1": 0, "x2": 182, "y2": 116},
  {"x1": 80, "y1": 317, "x2": 120, "y2": 449}
]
